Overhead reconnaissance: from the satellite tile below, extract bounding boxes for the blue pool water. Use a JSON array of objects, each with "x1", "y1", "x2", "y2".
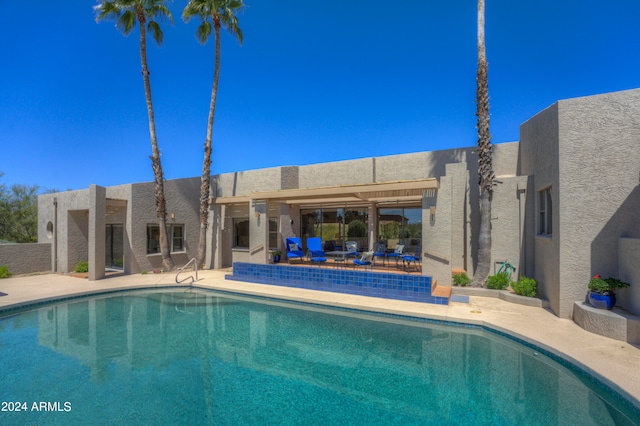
[{"x1": 1, "y1": 289, "x2": 639, "y2": 425}]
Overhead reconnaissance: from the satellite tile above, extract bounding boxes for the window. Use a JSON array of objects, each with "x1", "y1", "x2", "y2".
[
  {"x1": 233, "y1": 218, "x2": 250, "y2": 248},
  {"x1": 378, "y1": 207, "x2": 422, "y2": 251},
  {"x1": 300, "y1": 208, "x2": 369, "y2": 251},
  {"x1": 538, "y1": 187, "x2": 552, "y2": 235},
  {"x1": 269, "y1": 217, "x2": 278, "y2": 249},
  {"x1": 146, "y1": 224, "x2": 185, "y2": 254}
]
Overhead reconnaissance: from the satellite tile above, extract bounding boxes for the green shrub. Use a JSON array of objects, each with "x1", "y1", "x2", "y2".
[
  {"x1": 347, "y1": 220, "x2": 367, "y2": 238},
  {"x1": 485, "y1": 272, "x2": 511, "y2": 290},
  {"x1": 0, "y1": 265, "x2": 12, "y2": 278},
  {"x1": 141, "y1": 270, "x2": 148, "y2": 275},
  {"x1": 512, "y1": 276, "x2": 538, "y2": 297},
  {"x1": 453, "y1": 272, "x2": 471, "y2": 286},
  {"x1": 75, "y1": 261, "x2": 89, "y2": 273}
]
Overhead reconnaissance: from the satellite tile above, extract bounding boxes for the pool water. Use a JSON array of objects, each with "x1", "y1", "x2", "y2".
[{"x1": 1, "y1": 289, "x2": 639, "y2": 425}]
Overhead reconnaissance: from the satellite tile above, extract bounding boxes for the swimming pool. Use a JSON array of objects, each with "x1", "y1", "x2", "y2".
[{"x1": 1, "y1": 289, "x2": 639, "y2": 425}]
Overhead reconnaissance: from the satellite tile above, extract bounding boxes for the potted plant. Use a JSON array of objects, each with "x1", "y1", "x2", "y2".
[
  {"x1": 587, "y1": 275, "x2": 630, "y2": 310},
  {"x1": 271, "y1": 250, "x2": 283, "y2": 264}
]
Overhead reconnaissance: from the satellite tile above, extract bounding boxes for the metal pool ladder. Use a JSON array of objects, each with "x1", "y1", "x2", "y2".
[{"x1": 175, "y1": 258, "x2": 199, "y2": 284}]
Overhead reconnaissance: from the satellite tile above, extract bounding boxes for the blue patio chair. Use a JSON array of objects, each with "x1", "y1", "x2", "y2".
[
  {"x1": 386, "y1": 243, "x2": 405, "y2": 267},
  {"x1": 353, "y1": 251, "x2": 374, "y2": 269},
  {"x1": 306, "y1": 237, "x2": 327, "y2": 266},
  {"x1": 285, "y1": 237, "x2": 305, "y2": 263},
  {"x1": 402, "y1": 245, "x2": 422, "y2": 273},
  {"x1": 373, "y1": 242, "x2": 387, "y2": 266}
]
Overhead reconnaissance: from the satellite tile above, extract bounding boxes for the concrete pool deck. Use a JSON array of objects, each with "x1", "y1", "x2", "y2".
[{"x1": 1, "y1": 269, "x2": 639, "y2": 410}]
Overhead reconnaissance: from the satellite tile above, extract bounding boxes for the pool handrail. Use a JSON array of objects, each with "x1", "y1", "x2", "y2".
[{"x1": 175, "y1": 258, "x2": 199, "y2": 284}]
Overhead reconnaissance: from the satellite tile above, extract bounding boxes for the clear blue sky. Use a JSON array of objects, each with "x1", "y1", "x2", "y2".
[{"x1": 1, "y1": 1, "x2": 639, "y2": 191}]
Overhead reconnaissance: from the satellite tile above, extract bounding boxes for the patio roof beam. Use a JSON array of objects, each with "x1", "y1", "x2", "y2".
[{"x1": 210, "y1": 178, "x2": 438, "y2": 205}]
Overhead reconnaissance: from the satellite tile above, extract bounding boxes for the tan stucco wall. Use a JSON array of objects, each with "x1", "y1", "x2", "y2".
[
  {"x1": 520, "y1": 88, "x2": 640, "y2": 317},
  {"x1": 619, "y1": 237, "x2": 640, "y2": 316},
  {"x1": 0, "y1": 243, "x2": 51, "y2": 275}
]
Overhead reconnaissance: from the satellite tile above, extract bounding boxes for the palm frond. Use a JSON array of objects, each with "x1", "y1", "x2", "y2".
[
  {"x1": 147, "y1": 21, "x2": 164, "y2": 45},
  {"x1": 94, "y1": 1, "x2": 122, "y2": 23},
  {"x1": 147, "y1": 3, "x2": 174, "y2": 25},
  {"x1": 196, "y1": 21, "x2": 212, "y2": 44},
  {"x1": 183, "y1": 1, "x2": 207, "y2": 22},
  {"x1": 116, "y1": 10, "x2": 137, "y2": 35}
]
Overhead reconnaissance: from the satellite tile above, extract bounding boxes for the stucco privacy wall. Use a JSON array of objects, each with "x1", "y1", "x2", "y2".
[{"x1": 0, "y1": 243, "x2": 51, "y2": 275}]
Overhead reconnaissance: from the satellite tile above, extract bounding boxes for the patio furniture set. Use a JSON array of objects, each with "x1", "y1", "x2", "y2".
[{"x1": 284, "y1": 237, "x2": 421, "y2": 272}]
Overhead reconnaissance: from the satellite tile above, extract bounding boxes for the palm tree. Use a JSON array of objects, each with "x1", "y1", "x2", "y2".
[
  {"x1": 472, "y1": 0, "x2": 494, "y2": 287},
  {"x1": 95, "y1": 0, "x2": 175, "y2": 271},
  {"x1": 183, "y1": 0, "x2": 244, "y2": 267}
]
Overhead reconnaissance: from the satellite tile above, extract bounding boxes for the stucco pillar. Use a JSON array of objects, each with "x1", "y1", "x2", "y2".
[
  {"x1": 422, "y1": 162, "x2": 469, "y2": 285},
  {"x1": 206, "y1": 204, "x2": 224, "y2": 269},
  {"x1": 367, "y1": 203, "x2": 376, "y2": 251},
  {"x1": 88, "y1": 184, "x2": 106, "y2": 281},
  {"x1": 249, "y1": 199, "x2": 269, "y2": 264}
]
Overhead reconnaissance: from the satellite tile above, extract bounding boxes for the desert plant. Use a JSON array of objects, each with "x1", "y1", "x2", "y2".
[
  {"x1": 512, "y1": 276, "x2": 538, "y2": 297},
  {"x1": 0, "y1": 265, "x2": 12, "y2": 278},
  {"x1": 75, "y1": 261, "x2": 89, "y2": 273},
  {"x1": 453, "y1": 272, "x2": 471, "y2": 287},
  {"x1": 485, "y1": 272, "x2": 511, "y2": 290}
]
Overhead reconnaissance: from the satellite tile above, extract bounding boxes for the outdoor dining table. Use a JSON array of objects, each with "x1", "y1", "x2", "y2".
[{"x1": 326, "y1": 250, "x2": 357, "y2": 267}]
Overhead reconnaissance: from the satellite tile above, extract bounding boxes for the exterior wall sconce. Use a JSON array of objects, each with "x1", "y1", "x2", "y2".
[{"x1": 170, "y1": 213, "x2": 175, "y2": 220}]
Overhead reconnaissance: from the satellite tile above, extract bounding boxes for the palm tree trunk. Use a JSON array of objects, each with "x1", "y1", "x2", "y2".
[
  {"x1": 472, "y1": 0, "x2": 493, "y2": 287},
  {"x1": 138, "y1": 10, "x2": 174, "y2": 271},
  {"x1": 196, "y1": 18, "x2": 222, "y2": 268}
]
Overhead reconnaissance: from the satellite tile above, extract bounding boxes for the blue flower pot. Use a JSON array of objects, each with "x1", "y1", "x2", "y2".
[
  {"x1": 273, "y1": 255, "x2": 281, "y2": 264},
  {"x1": 588, "y1": 291, "x2": 616, "y2": 310}
]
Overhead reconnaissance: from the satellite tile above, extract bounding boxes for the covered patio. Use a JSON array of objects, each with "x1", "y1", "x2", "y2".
[{"x1": 212, "y1": 178, "x2": 439, "y2": 273}]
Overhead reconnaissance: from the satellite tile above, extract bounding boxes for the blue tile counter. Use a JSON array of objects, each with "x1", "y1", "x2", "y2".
[{"x1": 226, "y1": 263, "x2": 448, "y2": 305}]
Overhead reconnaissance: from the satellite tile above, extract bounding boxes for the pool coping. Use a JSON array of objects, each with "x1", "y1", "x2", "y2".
[{"x1": 1, "y1": 270, "x2": 640, "y2": 412}]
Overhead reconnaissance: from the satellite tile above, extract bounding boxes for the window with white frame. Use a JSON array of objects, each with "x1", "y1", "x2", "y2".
[
  {"x1": 538, "y1": 187, "x2": 552, "y2": 235},
  {"x1": 147, "y1": 224, "x2": 185, "y2": 254}
]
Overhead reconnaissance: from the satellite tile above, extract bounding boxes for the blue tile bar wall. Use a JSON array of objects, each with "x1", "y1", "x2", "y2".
[{"x1": 226, "y1": 263, "x2": 448, "y2": 305}]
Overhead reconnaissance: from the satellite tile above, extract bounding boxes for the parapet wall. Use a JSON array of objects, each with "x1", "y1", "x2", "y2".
[{"x1": 0, "y1": 243, "x2": 52, "y2": 276}]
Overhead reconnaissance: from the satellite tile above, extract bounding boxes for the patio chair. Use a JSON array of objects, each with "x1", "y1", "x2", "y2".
[
  {"x1": 402, "y1": 245, "x2": 422, "y2": 273},
  {"x1": 306, "y1": 237, "x2": 327, "y2": 266},
  {"x1": 353, "y1": 251, "x2": 374, "y2": 270},
  {"x1": 285, "y1": 237, "x2": 305, "y2": 263},
  {"x1": 373, "y1": 242, "x2": 387, "y2": 266},
  {"x1": 386, "y1": 243, "x2": 405, "y2": 267},
  {"x1": 345, "y1": 241, "x2": 359, "y2": 259}
]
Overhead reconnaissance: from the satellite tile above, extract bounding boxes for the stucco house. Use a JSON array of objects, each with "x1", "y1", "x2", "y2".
[{"x1": 36, "y1": 88, "x2": 640, "y2": 319}]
